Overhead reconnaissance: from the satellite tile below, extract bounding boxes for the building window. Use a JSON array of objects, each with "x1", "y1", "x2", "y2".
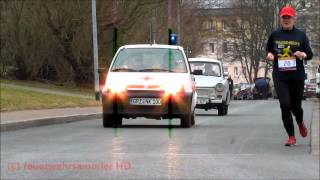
[
  {"x1": 223, "y1": 20, "x2": 229, "y2": 31},
  {"x1": 202, "y1": 21, "x2": 209, "y2": 30},
  {"x1": 223, "y1": 42, "x2": 228, "y2": 53},
  {"x1": 234, "y1": 67, "x2": 238, "y2": 76},
  {"x1": 203, "y1": 20, "x2": 216, "y2": 31},
  {"x1": 209, "y1": 43, "x2": 214, "y2": 53},
  {"x1": 209, "y1": 20, "x2": 216, "y2": 31}
]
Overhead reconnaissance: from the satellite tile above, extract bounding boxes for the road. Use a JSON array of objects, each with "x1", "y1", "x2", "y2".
[{"x1": 1, "y1": 100, "x2": 319, "y2": 179}]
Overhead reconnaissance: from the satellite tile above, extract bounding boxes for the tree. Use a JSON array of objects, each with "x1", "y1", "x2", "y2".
[
  {"x1": 226, "y1": 0, "x2": 309, "y2": 83},
  {"x1": 0, "y1": 0, "x2": 56, "y2": 80},
  {"x1": 42, "y1": 0, "x2": 93, "y2": 86},
  {"x1": 179, "y1": 0, "x2": 223, "y2": 57},
  {"x1": 223, "y1": 0, "x2": 273, "y2": 83}
]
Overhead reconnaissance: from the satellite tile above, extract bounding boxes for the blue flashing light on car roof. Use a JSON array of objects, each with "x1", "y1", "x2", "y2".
[{"x1": 169, "y1": 33, "x2": 177, "y2": 45}]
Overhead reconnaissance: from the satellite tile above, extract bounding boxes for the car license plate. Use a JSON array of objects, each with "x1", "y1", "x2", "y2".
[
  {"x1": 129, "y1": 98, "x2": 162, "y2": 105},
  {"x1": 197, "y1": 98, "x2": 208, "y2": 104}
]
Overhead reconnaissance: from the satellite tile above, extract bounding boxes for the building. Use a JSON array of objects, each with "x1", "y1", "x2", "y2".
[
  {"x1": 194, "y1": 0, "x2": 319, "y2": 83},
  {"x1": 295, "y1": 0, "x2": 320, "y2": 79},
  {"x1": 195, "y1": 6, "x2": 271, "y2": 84}
]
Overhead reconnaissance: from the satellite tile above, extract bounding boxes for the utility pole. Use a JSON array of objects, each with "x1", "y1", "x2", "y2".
[
  {"x1": 150, "y1": 8, "x2": 157, "y2": 44},
  {"x1": 168, "y1": 0, "x2": 172, "y2": 45},
  {"x1": 91, "y1": 0, "x2": 100, "y2": 101}
]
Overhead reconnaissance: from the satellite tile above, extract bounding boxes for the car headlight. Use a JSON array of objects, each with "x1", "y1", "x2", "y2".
[
  {"x1": 102, "y1": 83, "x2": 126, "y2": 94},
  {"x1": 215, "y1": 83, "x2": 224, "y2": 92},
  {"x1": 164, "y1": 83, "x2": 183, "y2": 95}
]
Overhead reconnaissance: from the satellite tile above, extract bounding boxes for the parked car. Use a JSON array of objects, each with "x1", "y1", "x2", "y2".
[
  {"x1": 235, "y1": 83, "x2": 252, "y2": 100},
  {"x1": 316, "y1": 65, "x2": 320, "y2": 98},
  {"x1": 101, "y1": 44, "x2": 197, "y2": 128},
  {"x1": 304, "y1": 78, "x2": 317, "y2": 98},
  {"x1": 232, "y1": 83, "x2": 241, "y2": 100},
  {"x1": 188, "y1": 58, "x2": 230, "y2": 116}
]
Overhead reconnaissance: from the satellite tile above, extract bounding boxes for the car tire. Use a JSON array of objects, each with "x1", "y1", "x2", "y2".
[
  {"x1": 103, "y1": 114, "x2": 122, "y2": 128},
  {"x1": 218, "y1": 103, "x2": 226, "y2": 116},
  {"x1": 224, "y1": 105, "x2": 228, "y2": 115},
  {"x1": 191, "y1": 110, "x2": 195, "y2": 126},
  {"x1": 181, "y1": 110, "x2": 194, "y2": 128},
  {"x1": 114, "y1": 116, "x2": 122, "y2": 126}
]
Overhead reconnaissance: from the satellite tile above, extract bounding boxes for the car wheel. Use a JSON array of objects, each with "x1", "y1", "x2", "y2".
[
  {"x1": 191, "y1": 110, "x2": 195, "y2": 126},
  {"x1": 224, "y1": 105, "x2": 228, "y2": 115},
  {"x1": 103, "y1": 114, "x2": 122, "y2": 128},
  {"x1": 181, "y1": 110, "x2": 194, "y2": 128},
  {"x1": 218, "y1": 104, "x2": 226, "y2": 116},
  {"x1": 103, "y1": 114, "x2": 113, "y2": 127},
  {"x1": 114, "y1": 116, "x2": 122, "y2": 126}
]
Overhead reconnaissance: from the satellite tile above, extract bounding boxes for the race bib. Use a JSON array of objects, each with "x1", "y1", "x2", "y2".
[{"x1": 278, "y1": 57, "x2": 296, "y2": 71}]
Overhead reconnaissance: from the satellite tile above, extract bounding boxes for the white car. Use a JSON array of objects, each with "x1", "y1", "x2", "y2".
[
  {"x1": 101, "y1": 44, "x2": 197, "y2": 128},
  {"x1": 189, "y1": 58, "x2": 231, "y2": 116}
]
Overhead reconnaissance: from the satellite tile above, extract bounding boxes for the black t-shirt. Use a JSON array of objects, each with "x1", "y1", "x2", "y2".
[{"x1": 266, "y1": 27, "x2": 313, "y2": 80}]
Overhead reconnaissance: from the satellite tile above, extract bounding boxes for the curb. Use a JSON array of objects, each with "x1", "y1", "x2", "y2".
[
  {"x1": 0, "y1": 113, "x2": 102, "y2": 132},
  {"x1": 311, "y1": 98, "x2": 319, "y2": 155}
]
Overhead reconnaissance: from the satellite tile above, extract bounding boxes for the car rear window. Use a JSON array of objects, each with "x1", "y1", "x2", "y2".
[{"x1": 111, "y1": 48, "x2": 187, "y2": 73}]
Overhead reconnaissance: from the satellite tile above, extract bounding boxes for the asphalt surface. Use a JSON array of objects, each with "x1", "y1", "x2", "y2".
[{"x1": 1, "y1": 100, "x2": 319, "y2": 179}]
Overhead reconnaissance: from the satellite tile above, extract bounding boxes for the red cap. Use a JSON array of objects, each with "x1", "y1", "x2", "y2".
[{"x1": 280, "y1": 6, "x2": 295, "y2": 17}]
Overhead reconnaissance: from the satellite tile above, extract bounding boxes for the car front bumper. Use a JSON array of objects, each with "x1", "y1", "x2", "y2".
[
  {"x1": 102, "y1": 90, "x2": 193, "y2": 119},
  {"x1": 195, "y1": 97, "x2": 223, "y2": 109}
]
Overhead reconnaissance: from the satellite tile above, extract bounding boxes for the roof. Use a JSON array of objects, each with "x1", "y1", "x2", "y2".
[
  {"x1": 188, "y1": 58, "x2": 222, "y2": 64},
  {"x1": 120, "y1": 44, "x2": 183, "y2": 51}
]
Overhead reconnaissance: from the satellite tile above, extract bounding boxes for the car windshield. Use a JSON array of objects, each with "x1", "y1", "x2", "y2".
[
  {"x1": 190, "y1": 62, "x2": 221, "y2": 77},
  {"x1": 111, "y1": 48, "x2": 187, "y2": 73}
]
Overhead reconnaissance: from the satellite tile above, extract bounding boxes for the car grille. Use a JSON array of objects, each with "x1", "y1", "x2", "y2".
[
  {"x1": 126, "y1": 89, "x2": 164, "y2": 98},
  {"x1": 196, "y1": 88, "x2": 215, "y2": 98}
]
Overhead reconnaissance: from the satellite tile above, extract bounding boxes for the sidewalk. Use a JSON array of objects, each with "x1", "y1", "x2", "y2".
[
  {"x1": 1, "y1": 107, "x2": 101, "y2": 131},
  {"x1": 311, "y1": 98, "x2": 319, "y2": 155}
]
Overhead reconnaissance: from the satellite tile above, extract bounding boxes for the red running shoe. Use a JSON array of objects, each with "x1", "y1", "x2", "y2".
[
  {"x1": 285, "y1": 136, "x2": 296, "y2": 146},
  {"x1": 298, "y1": 122, "x2": 308, "y2": 138}
]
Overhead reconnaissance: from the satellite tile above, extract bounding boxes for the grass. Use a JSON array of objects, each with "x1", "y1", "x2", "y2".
[
  {"x1": 0, "y1": 81, "x2": 101, "y2": 112},
  {"x1": 1, "y1": 78, "x2": 95, "y2": 97}
]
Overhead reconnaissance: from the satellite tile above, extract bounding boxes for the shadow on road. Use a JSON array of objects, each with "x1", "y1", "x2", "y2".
[
  {"x1": 114, "y1": 124, "x2": 182, "y2": 128},
  {"x1": 196, "y1": 113, "x2": 218, "y2": 116}
]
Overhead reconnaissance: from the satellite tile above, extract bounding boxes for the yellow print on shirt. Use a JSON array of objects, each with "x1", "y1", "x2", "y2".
[
  {"x1": 275, "y1": 40, "x2": 300, "y2": 46},
  {"x1": 282, "y1": 46, "x2": 291, "y2": 57}
]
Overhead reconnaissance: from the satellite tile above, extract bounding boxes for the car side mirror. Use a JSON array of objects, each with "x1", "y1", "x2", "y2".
[{"x1": 192, "y1": 69, "x2": 203, "y2": 75}]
